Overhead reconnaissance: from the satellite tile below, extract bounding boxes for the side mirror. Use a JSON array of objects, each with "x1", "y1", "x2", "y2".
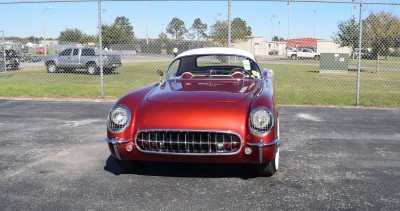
[
  {"x1": 262, "y1": 68, "x2": 275, "y2": 79},
  {"x1": 157, "y1": 69, "x2": 164, "y2": 77},
  {"x1": 157, "y1": 70, "x2": 164, "y2": 82}
]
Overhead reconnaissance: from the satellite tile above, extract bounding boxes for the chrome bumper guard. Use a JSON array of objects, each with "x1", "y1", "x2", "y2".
[
  {"x1": 104, "y1": 137, "x2": 130, "y2": 160},
  {"x1": 247, "y1": 139, "x2": 280, "y2": 163}
]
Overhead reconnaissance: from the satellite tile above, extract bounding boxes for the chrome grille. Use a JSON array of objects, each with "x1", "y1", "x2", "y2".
[{"x1": 135, "y1": 130, "x2": 242, "y2": 155}]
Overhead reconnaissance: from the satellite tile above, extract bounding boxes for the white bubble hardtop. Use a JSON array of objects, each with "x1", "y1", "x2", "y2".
[{"x1": 175, "y1": 47, "x2": 256, "y2": 61}]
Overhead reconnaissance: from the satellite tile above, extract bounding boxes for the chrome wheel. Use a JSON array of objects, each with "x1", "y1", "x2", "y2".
[
  {"x1": 87, "y1": 64, "x2": 97, "y2": 75},
  {"x1": 47, "y1": 63, "x2": 57, "y2": 73}
]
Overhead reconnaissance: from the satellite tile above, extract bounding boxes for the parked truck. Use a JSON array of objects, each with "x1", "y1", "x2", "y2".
[
  {"x1": 0, "y1": 49, "x2": 20, "y2": 71},
  {"x1": 44, "y1": 47, "x2": 122, "y2": 75},
  {"x1": 286, "y1": 48, "x2": 320, "y2": 60}
]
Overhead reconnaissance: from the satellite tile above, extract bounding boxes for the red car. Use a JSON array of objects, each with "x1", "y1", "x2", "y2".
[
  {"x1": 36, "y1": 47, "x2": 48, "y2": 54},
  {"x1": 105, "y1": 47, "x2": 280, "y2": 176}
]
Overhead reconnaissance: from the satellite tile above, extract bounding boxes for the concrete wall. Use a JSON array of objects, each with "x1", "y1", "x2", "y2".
[
  {"x1": 317, "y1": 40, "x2": 352, "y2": 55},
  {"x1": 265, "y1": 41, "x2": 287, "y2": 56},
  {"x1": 233, "y1": 37, "x2": 287, "y2": 56},
  {"x1": 233, "y1": 37, "x2": 267, "y2": 56}
]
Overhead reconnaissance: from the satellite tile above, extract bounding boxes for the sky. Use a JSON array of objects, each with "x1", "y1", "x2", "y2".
[{"x1": 0, "y1": 0, "x2": 399, "y2": 42}]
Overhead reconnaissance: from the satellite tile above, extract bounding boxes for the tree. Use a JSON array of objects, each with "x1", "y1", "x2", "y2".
[
  {"x1": 59, "y1": 28, "x2": 85, "y2": 43},
  {"x1": 209, "y1": 17, "x2": 252, "y2": 47},
  {"x1": 334, "y1": 11, "x2": 400, "y2": 58},
  {"x1": 231, "y1": 18, "x2": 252, "y2": 43},
  {"x1": 158, "y1": 32, "x2": 169, "y2": 49},
  {"x1": 272, "y1": 36, "x2": 284, "y2": 41},
  {"x1": 166, "y1": 17, "x2": 187, "y2": 44},
  {"x1": 102, "y1": 16, "x2": 135, "y2": 47},
  {"x1": 58, "y1": 28, "x2": 95, "y2": 43},
  {"x1": 333, "y1": 18, "x2": 360, "y2": 53},
  {"x1": 363, "y1": 11, "x2": 400, "y2": 57},
  {"x1": 190, "y1": 18, "x2": 208, "y2": 42}
]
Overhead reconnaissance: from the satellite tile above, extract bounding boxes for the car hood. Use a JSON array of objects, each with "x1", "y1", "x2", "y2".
[{"x1": 147, "y1": 79, "x2": 259, "y2": 103}]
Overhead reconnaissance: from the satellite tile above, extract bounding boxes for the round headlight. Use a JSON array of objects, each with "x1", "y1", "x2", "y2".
[
  {"x1": 111, "y1": 107, "x2": 128, "y2": 125},
  {"x1": 250, "y1": 107, "x2": 274, "y2": 136},
  {"x1": 107, "y1": 104, "x2": 131, "y2": 133}
]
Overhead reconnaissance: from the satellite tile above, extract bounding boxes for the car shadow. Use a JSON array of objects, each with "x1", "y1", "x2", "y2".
[{"x1": 103, "y1": 155, "x2": 258, "y2": 179}]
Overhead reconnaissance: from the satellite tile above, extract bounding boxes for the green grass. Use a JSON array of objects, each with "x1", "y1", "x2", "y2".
[
  {"x1": 263, "y1": 63, "x2": 400, "y2": 107},
  {"x1": 0, "y1": 61, "x2": 399, "y2": 107},
  {"x1": 0, "y1": 62, "x2": 170, "y2": 98},
  {"x1": 284, "y1": 56, "x2": 400, "y2": 68}
]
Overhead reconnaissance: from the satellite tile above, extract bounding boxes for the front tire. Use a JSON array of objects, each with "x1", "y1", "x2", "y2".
[
  {"x1": 87, "y1": 63, "x2": 98, "y2": 75},
  {"x1": 256, "y1": 147, "x2": 279, "y2": 177},
  {"x1": 256, "y1": 117, "x2": 280, "y2": 177},
  {"x1": 47, "y1": 62, "x2": 58, "y2": 73},
  {"x1": 291, "y1": 54, "x2": 297, "y2": 60}
]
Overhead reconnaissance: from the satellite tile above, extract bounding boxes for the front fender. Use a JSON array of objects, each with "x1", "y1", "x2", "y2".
[{"x1": 106, "y1": 83, "x2": 161, "y2": 141}]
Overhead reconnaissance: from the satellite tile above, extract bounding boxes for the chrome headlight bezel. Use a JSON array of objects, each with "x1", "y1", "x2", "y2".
[
  {"x1": 107, "y1": 104, "x2": 131, "y2": 133},
  {"x1": 249, "y1": 106, "x2": 274, "y2": 137}
]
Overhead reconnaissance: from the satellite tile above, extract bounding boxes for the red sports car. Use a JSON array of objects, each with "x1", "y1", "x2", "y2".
[{"x1": 105, "y1": 47, "x2": 280, "y2": 176}]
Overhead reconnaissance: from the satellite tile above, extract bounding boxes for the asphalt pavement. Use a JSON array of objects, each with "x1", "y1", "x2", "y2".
[{"x1": 0, "y1": 100, "x2": 399, "y2": 210}]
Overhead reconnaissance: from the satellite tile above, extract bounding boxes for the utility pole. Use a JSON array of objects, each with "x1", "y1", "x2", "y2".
[
  {"x1": 313, "y1": 9, "x2": 316, "y2": 38},
  {"x1": 287, "y1": 0, "x2": 290, "y2": 40},
  {"x1": 271, "y1": 14, "x2": 276, "y2": 41},
  {"x1": 42, "y1": 6, "x2": 52, "y2": 56}
]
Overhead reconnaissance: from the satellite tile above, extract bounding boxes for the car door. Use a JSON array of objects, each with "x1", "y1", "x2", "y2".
[
  {"x1": 297, "y1": 49, "x2": 305, "y2": 58},
  {"x1": 304, "y1": 49, "x2": 311, "y2": 58},
  {"x1": 69, "y1": 49, "x2": 80, "y2": 68},
  {"x1": 58, "y1": 49, "x2": 73, "y2": 68}
]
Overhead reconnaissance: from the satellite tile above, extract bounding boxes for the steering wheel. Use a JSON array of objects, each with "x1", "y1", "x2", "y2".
[{"x1": 229, "y1": 67, "x2": 252, "y2": 76}]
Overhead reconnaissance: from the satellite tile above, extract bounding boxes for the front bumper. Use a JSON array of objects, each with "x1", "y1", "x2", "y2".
[{"x1": 105, "y1": 137, "x2": 280, "y2": 164}]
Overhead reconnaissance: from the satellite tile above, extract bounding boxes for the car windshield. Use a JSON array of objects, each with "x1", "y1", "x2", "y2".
[{"x1": 167, "y1": 54, "x2": 261, "y2": 80}]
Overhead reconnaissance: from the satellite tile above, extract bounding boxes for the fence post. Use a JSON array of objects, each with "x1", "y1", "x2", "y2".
[
  {"x1": 1, "y1": 31, "x2": 6, "y2": 72},
  {"x1": 228, "y1": 0, "x2": 231, "y2": 48},
  {"x1": 98, "y1": 0, "x2": 104, "y2": 98},
  {"x1": 356, "y1": 0, "x2": 363, "y2": 106}
]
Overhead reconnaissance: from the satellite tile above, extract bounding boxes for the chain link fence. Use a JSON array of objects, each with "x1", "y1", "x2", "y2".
[{"x1": 0, "y1": 0, "x2": 399, "y2": 107}]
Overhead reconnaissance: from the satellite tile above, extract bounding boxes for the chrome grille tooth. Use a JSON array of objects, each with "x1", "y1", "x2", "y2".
[
  {"x1": 214, "y1": 133, "x2": 217, "y2": 152},
  {"x1": 149, "y1": 133, "x2": 152, "y2": 151},
  {"x1": 155, "y1": 132, "x2": 159, "y2": 151},
  {"x1": 191, "y1": 133, "x2": 194, "y2": 152},
  {"x1": 222, "y1": 134, "x2": 225, "y2": 153},
  {"x1": 192, "y1": 133, "x2": 196, "y2": 152},
  {"x1": 230, "y1": 135, "x2": 233, "y2": 151},
  {"x1": 141, "y1": 133, "x2": 144, "y2": 149},
  {"x1": 169, "y1": 132, "x2": 173, "y2": 152},
  {"x1": 177, "y1": 133, "x2": 180, "y2": 152},
  {"x1": 161, "y1": 132, "x2": 165, "y2": 151},
  {"x1": 199, "y1": 134, "x2": 202, "y2": 152},
  {"x1": 184, "y1": 132, "x2": 188, "y2": 152},
  {"x1": 136, "y1": 131, "x2": 241, "y2": 154},
  {"x1": 208, "y1": 133, "x2": 211, "y2": 153}
]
